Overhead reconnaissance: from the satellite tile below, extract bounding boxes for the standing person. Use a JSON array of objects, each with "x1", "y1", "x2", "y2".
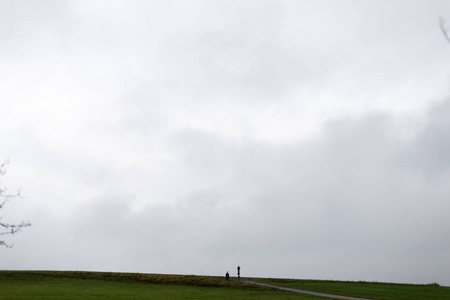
[
  {"x1": 237, "y1": 266, "x2": 241, "y2": 281},
  {"x1": 225, "y1": 272, "x2": 229, "y2": 280}
]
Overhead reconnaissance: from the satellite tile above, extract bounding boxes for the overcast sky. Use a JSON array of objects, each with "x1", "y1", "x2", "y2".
[{"x1": 1, "y1": 0, "x2": 450, "y2": 286}]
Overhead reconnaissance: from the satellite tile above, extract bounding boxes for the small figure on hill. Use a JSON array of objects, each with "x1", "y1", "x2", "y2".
[
  {"x1": 225, "y1": 271, "x2": 229, "y2": 280},
  {"x1": 237, "y1": 266, "x2": 240, "y2": 281}
]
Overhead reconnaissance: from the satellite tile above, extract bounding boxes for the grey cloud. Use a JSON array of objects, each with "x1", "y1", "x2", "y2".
[
  {"x1": 6, "y1": 97, "x2": 450, "y2": 283},
  {"x1": 164, "y1": 98, "x2": 450, "y2": 284},
  {"x1": 407, "y1": 98, "x2": 450, "y2": 176},
  {"x1": 0, "y1": 1, "x2": 70, "y2": 58}
]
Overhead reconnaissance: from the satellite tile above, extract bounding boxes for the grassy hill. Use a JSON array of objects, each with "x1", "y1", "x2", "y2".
[
  {"x1": 0, "y1": 271, "x2": 449, "y2": 300},
  {"x1": 256, "y1": 278, "x2": 450, "y2": 300}
]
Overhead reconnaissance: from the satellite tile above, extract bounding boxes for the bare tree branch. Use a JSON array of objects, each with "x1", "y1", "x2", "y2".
[
  {"x1": 0, "y1": 161, "x2": 31, "y2": 248},
  {"x1": 440, "y1": 16, "x2": 450, "y2": 44}
]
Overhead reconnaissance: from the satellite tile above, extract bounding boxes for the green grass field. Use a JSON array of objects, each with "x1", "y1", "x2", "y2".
[
  {"x1": 255, "y1": 278, "x2": 450, "y2": 300},
  {"x1": 0, "y1": 271, "x2": 329, "y2": 300},
  {"x1": 0, "y1": 271, "x2": 449, "y2": 300}
]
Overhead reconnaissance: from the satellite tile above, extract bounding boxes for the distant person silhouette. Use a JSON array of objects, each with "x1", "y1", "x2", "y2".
[
  {"x1": 225, "y1": 271, "x2": 229, "y2": 280},
  {"x1": 237, "y1": 266, "x2": 240, "y2": 280}
]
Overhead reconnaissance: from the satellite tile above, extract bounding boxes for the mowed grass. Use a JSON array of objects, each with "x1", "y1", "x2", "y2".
[
  {"x1": 2, "y1": 271, "x2": 450, "y2": 300},
  {"x1": 255, "y1": 278, "x2": 450, "y2": 300},
  {"x1": 0, "y1": 271, "x2": 330, "y2": 300}
]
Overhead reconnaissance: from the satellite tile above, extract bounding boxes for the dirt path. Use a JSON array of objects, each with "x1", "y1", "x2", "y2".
[{"x1": 240, "y1": 279, "x2": 377, "y2": 300}]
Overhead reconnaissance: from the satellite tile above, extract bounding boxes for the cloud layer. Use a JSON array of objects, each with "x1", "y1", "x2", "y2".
[{"x1": 1, "y1": 0, "x2": 450, "y2": 286}]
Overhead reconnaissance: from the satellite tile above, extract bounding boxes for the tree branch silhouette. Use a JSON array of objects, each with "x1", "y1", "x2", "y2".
[
  {"x1": 439, "y1": 16, "x2": 450, "y2": 44},
  {"x1": 0, "y1": 160, "x2": 31, "y2": 248}
]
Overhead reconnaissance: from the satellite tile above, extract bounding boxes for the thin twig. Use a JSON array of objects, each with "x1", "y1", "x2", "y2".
[
  {"x1": 0, "y1": 160, "x2": 31, "y2": 248},
  {"x1": 440, "y1": 16, "x2": 450, "y2": 44}
]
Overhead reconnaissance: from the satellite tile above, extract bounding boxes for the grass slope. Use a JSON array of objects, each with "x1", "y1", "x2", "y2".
[
  {"x1": 256, "y1": 278, "x2": 450, "y2": 300},
  {"x1": 2, "y1": 271, "x2": 449, "y2": 300},
  {"x1": 0, "y1": 271, "x2": 328, "y2": 300}
]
